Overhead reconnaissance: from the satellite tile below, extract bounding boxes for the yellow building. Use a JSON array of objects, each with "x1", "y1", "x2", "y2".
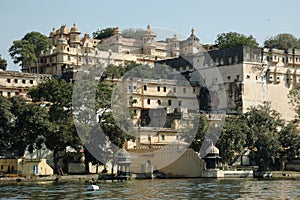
[
  {"x1": 0, "y1": 158, "x2": 53, "y2": 176},
  {"x1": 0, "y1": 71, "x2": 51, "y2": 98}
]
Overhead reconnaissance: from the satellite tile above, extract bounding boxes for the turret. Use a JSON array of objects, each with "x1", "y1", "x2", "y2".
[
  {"x1": 170, "y1": 34, "x2": 180, "y2": 57},
  {"x1": 180, "y1": 28, "x2": 201, "y2": 56},
  {"x1": 142, "y1": 24, "x2": 156, "y2": 55},
  {"x1": 111, "y1": 27, "x2": 123, "y2": 53},
  {"x1": 69, "y1": 23, "x2": 81, "y2": 48}
]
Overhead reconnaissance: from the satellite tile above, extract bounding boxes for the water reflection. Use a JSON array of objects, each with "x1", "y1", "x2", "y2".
[{"x1": 0, "y1": 179, "x2": 299, "y2": 199}]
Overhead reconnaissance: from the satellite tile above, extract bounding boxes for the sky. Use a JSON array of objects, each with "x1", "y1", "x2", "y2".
[{"x1": 0, "y1": 0, "x2": 300, "y2": 71}]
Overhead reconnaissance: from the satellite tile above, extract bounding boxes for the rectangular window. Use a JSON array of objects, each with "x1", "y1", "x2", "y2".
[
  {"x1": 30, "y1": 80, "x2": 34, "y2": 84},
  {"x1": 193, "y1": 88, "x2": 196, "y2": 94},
  {"x1": 157, "y1": 86, "x2": 160, "y2": 92},
  {"x1": 173, "y1": 87, "x2": 176, "y2": 93},
  {"x1": 147, "y1": 99, "x2": 150, "y2": 104},
  {"x1": 0, "y1": 91, "x2": 2, "y2": 96},
  {"x1": 7, "y1": 92, "x2": 11, "y2": 97},
  {"x1": 14, "y1": 79, "x2": 18, "y2": 83},
  {"x1": 168, "y1": 100, "x2": 172, "y2": 106},
  {"x1": 178, "y1": 100, "x2": 182, "y2": 106},
  {"x1": 157, "y1": 99, "x2": 161, "y2": 105},
  {"x1": 22, "y1": 79, "x2": 26, "y2": 84},
  {"x1": 163, "y1": 87, "x2": 166, "y2": 92},
  {"x1": 183, "y1": 88, "x2": 186, "y2": 93},
  {"x1": 161, "y1": 135, "x2": 165, "y2": 141},
  {"x1": 7, "y1": 78, "x2": 11, "y2": 83},
  {"x1": 144, "y1": 85, "x2": 147, "y2": 91},
  {"x1": 0, "y1": 165, "x2": 3, "y2": 170}
]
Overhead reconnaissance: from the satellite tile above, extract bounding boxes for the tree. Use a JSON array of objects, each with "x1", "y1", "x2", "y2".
[
  {"x1": 214, "y1": 32, "x2": 259, "y2": 49},
  {"x1": 288, "y1": 83, "x2": 300, "y2": 122},
  {"x1": 216, "y1": 115, "x2": 248, "y2": 165},
  {"x1": 92, "y1": 27, "x2": 117, "y2": 40},
  {"x1": 9, "y1": 31, "x2": 51, "y2": 70},
  {"x1": 0, "y1": 55, "x2": 7, "y2": 70},
  {"x1": 264, "y1": 33, "x2": 300, "y2": 50},
  {"x1": 9, "y1": 96, "x2": 51, "y2": 156},
  {"x1": 244, "y1": 102, "x2": 285, "y2": 170},
  {"x1": 181, "y1": 114, "x2": 209, "y2": 153},
  {"x1": 28, "y1": 78, "x2": 81, "y2": 174},
  {"x1": 0, "y1": 96, "x2": 13, "y2": 154},
  {"x1": 279, "y1": 122, "x2": 300, "y2": 167}
]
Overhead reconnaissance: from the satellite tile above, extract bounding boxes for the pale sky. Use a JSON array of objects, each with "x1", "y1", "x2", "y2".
[{"x1": 1, "y1": 0, "x2": 300, "y2": 71}]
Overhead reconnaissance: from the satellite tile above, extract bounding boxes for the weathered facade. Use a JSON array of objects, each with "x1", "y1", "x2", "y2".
[
  {"x1": 158, "y1": 45, "x2": 300, "y2": 121},
  {"x1": 0, "y1": 71, "x2": 51, "y2": 98}
]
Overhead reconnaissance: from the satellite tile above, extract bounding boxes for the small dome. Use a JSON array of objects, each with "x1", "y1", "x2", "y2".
[
  {"x1": 70, "y1": 23, "x2": 81, "y2": 34},
  {"x1": 49, "y1": 28, "x2": 56, "y2": 38},
  {"x1": 117, "y1": 149, "x2": 131, "y2": 164},
  {"x1": 171, "y1": 34, "x2": 179, "y2": 41},
  {"x1": 144, "y1": 24, "x2": 156, "y2": 37},
  {"x1": 187, "y1": 28, "x2": 199, "y2": 42},
  {"x1": 59, "y1": 24, "x2": 70, "y2": 34},
  {"x1": 206, "y1": 143, "x2": 219, "y2": 155}
]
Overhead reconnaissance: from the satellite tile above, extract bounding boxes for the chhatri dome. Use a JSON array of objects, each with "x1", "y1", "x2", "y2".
[
  {"x1": 206, "y1": 142, "x2": 220, "y2": 155},
  {"x1": 70, "y1": 23, "x2": 81, "y2": 33}
]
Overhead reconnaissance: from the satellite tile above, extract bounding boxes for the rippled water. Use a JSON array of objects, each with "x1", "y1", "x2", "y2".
[{"x1": 0, "y1": 178, "x2": 299, "y2": 199}]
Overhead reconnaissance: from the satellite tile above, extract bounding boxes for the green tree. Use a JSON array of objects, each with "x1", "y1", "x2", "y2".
[
  {"x1": 279, "y1": 123, "x2": 300, "y2": 165},
  {"x1": 9, "y1": 96, "x2": 51, "y2": 156},
  {"x1": 214, "y1": 32, "x2": 259, "y2": 49},
  {"x1": 92, "y1": 27, "x2": 117, "y2": 40},
  {"x1": 244, "y1": 102, "x2": 284, "y2": 170},
  {"x1": 288, "y1": 83, "x2": 300, "y2": 122},
  {"x1": 264, "y1": 33, "x2": 300, "y2": 50},
  {"x1": 0, "y1": 96, "x2": 13, "y2": 154},
  {"x1": 216, "y1": 115, "x2": 248, "y2": 165},
  {"x1": 0, "y1": 55, "x2": 7, "y2": 70},
  {"x1": 9, "y1": 31, "x2": 51, "y2": 70},
  {"x1": 29, "y1": 78, "x2": 81, "y2": 174}
]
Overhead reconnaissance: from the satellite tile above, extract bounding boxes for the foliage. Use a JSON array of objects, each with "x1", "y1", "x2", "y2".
[
  {"x1": 0, "y1": 96, "x2": 52, "y2": 158},
  {"x1": 28, "y1": 78, "x2": 81, "y2": 173},
  {"x1": 181, "y1": 114, "x2": 209, "y2": 153},
  {"x1": 0, "y1": 96, "x2": 13, "y2": 153},
  {"x1": 8, "y1": 31, "x2": 51, "y2": 69},
  {"x1": 214, "y1": 32, "x2": 259, "y2": 49},
  {"x1": 279, "y1": 122, "x2": 300, "y2": 160},
  {"x1": 122, "y1": 28, "x2": 145, "y2": 39},
  {"x1": 0, "y1": 55, "x2": 7, "y2": 70},
  {"x1": 243, "y1": 102, "x2": 284, "y2": 170},
  {"x1": 92, "y1": 27, "x2": 117, "y2": 40},
  {"x1": 216, "y1": 115, "x2": 248, "y2": 164},
  {"x1": 264, "y1": 33, "x2": 300, "y2": 50},
  {"x1": 288, "y1": 84, "x2": 300, "y2": 122}
]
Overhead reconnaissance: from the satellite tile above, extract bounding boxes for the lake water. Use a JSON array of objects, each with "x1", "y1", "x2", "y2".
[{"x1": 0, "y1": 178, "x2": 299, "y2": 199}]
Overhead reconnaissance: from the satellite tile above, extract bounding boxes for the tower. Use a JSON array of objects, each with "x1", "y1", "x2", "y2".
[
  {"x1": 180, "y1": 28, "x2": 201, "y2": 56},
  {"x1": 69, "y1": 23, "x2": 81, "y2": 48},
  {"x1": 142, "y1": 25, "x2": 156, "y2": 55},
  {"x1": 111, "y1": 27, "x2": 123, "y2": 53}
]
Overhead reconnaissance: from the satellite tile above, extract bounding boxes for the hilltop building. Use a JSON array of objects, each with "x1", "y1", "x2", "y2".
[
  {"x1": 24, "y1": 24, "x2": 202, "y2": 78},
  {"x1": 157, "y1": 45, "x2": 300, "y2": 121},
  {"x1": 0, "y1": 71, "x2": 51, "y2": 98}
]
